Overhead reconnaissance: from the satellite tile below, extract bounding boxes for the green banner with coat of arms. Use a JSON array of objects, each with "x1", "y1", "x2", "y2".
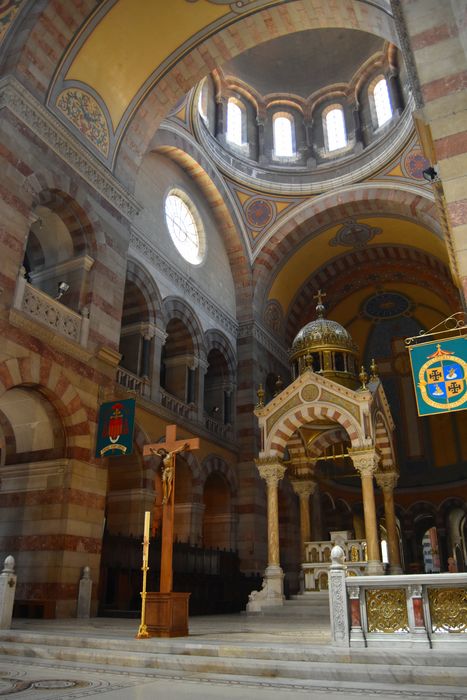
[{"x1": 408, "y1": 337, "x2": 467, "y2": 416}]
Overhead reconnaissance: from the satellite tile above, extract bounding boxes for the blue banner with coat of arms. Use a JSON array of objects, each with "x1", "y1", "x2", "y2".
[
  {"x1": 95, "y1": 398, "x2": 135, "y2": 457},
  {"x1": 408, "y1": 337, "x2": 467, "y2": 416}
]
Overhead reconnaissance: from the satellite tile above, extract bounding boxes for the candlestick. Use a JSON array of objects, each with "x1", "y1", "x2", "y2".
[{"x1": 136, "y1": 511, "x2": 151, "y2": 639}]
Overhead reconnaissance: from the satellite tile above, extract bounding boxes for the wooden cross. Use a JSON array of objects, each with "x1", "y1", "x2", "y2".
[{"x1": 143, "y1": 425, "x2": 199, "y2": 593}]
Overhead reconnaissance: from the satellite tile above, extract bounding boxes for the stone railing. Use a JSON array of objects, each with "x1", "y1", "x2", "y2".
[
  {"x1": 160, "y1": 389, "x2": 197, "y2": 421},
  {"x1": 303, "y1": 535, "x2": 368, "y2": 591},
  {"x1": 329, "y1": 545, "x2": 467, "y2": 649},
  {"x1": 12, "y1": 272, "x2": 89, "y2": 348},
  {"x1": 204, "y1": 414, "x2": 234, "y2": 441},
  {"x1": 116, "y1": 367, "x2": 150, "y2": 397}
]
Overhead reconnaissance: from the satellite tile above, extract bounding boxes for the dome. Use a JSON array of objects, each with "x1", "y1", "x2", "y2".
[{"x1": 289, "y1": 295, "x2": 359, "y2": 388}]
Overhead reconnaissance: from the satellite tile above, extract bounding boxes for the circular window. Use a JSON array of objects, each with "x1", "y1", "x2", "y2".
[{"x1": 164, "y1": 191, "x2": 204, "y2": 264}]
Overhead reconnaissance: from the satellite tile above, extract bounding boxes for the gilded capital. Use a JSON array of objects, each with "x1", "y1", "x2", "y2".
[
  {"x1": 349, "y1": 448, "x2": 379, "y2": 477},
  {"x1": 291, "y1": 479, "x2": 317, "y2": 499},
  {"x1": 376, "y1": 472, "x2": 399, "y2": 491},
  {"x1": 256, "y1": 457, "x2": 287, "y2": 487}
]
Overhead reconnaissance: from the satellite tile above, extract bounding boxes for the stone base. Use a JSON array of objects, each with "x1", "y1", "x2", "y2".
[
  {"x1": 144, "y1": 592, "x2": 190, "y2": 637},
  {"x1": 246, "y1": 564, "x2": 285, "y2": 613},
  {"x1": 366, "y1": 560, "x2": 385, "y2": 575}
]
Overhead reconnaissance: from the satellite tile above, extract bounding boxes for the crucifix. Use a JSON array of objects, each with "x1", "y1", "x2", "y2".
[{"x1": 143, "y1": 425, "x2": 199, "y2": 594}]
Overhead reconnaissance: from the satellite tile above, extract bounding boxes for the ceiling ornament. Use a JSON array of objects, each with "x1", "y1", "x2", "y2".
[
  {"x1": 363, "y1": 292, "x2": 411, "y2": 320},
  {"x1": 330, "y1": 220, "x2": 382, "y2": 250},
  {"x1": 56, "y1": 88, "x2": 110, "y2": 158},
  {"x1": 0, "y1": 0, "x2": 23, "y2": 45},
  {"x1": 185, "y1": 0, "x2": 266, "y2": 13}
]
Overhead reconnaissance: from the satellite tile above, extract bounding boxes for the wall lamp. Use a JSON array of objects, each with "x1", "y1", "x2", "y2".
[
  {"x1": 55, "y1": 281, "x2": 70, "y2": 300},
  {"x1": 422, "y1": 166, "x2": 439, "y2": 182}
]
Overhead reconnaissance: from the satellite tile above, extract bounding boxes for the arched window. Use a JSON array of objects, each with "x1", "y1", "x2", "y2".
[
  {"x1": 372, "y1": 77, "x2": 392, "y2": 127},
  {"x1": 165, "y1": 189, "x2": 205, "y2": 265},
  {"x1": 324, "y1": 106, "x2": 347, "y2": 151},
  {"x1": 273, "y1": 113, "x2": 294, "y2": 157},
  {"x1": 226, "y1": 99, "x2": 244, "y2": 145}
]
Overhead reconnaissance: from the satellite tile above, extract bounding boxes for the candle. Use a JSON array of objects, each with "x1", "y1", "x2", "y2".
[{"x1": 143, "y1": 510, "x2": 150, "y2": 541}]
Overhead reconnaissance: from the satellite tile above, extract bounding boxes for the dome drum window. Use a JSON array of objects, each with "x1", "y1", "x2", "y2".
[{"x1": 164, "y1": 190, "x2": 205, "y2": 265}]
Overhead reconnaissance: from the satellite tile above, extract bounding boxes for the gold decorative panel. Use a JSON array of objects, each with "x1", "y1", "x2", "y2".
[
  {"x1": 366, "y1": 589, "x2": 409, "y2": 633},
  {"x1": 266, "y1": 394, "x2": 301, "y2": 434},
  {"x1": 319, "y1": 389, "x2": 361, "y2": 422},
  {"x1": 428, "y1": 588, "x2": 467, "y2": 633}
]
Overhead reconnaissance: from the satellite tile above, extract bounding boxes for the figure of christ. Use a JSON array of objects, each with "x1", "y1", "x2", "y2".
[{"x1": 154, "y1": 443, "x2": 190, "y2": 505}]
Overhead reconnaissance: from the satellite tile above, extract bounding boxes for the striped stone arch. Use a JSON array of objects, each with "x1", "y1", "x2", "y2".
[
  {"x1": 307, "y1": 426, "x2": 348, "y2": 459},
  {"x1": 0, "y1": 356, "x2": 92, "y2": 460},
  {"x1": 151, "y1": 128, "x2": 251, "y2": 282},
  {"x1": 199, "y1": 453, "x2": 239, "y2": 495},
  {"x1": 125, "y1": 257, "x2": 166, "y2": 327},
  {"x1": 162, "y1": 296, "x2": 206, "y2": 357},
  {"x1": 266, "y1": 401, "x2": 365, "y2": 457},
  {"x1": 26, "y1": 173, "x2": 109, "y2": 251},
  {"x1": 253, "y1": 185, "x2": 440, "y2": 308},
  {"x1": 374, "y1": 410, "x2": 395, "y2": 470},
  {"x1": 204, "y1": 328, "x2": 237, "y2": 381}
]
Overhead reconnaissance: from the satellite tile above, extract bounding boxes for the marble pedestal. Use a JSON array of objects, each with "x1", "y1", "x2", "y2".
[{"x1": 246, "y1": 564, "x2": 285, "y2": 613}]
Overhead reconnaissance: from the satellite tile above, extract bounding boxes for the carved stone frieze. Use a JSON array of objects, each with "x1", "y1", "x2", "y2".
[
  {"x1": 0, "y1": 77, "x2": 140, "y2": 220},
  {"x1": 238, "y1": 320, "x2": 288, "y2": 365},
  {"x1": 130, "y1": 228, "x2": 238, "y2": 337}
]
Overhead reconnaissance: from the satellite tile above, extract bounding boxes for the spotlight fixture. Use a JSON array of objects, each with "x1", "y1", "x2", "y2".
[
  {"x1": 55, "y1": 281, "x2": 70, "y2": 300},
  {"x1": 422, "y1": 166, "x2": 439, "y2": 182}
]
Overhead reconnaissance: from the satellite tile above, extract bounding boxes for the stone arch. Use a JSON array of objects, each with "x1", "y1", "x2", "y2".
[
  {"x1": 151, "y1": 132, "x2": 251, "y2": 314},
  {"x1": 266, "y1": 401, "x2": 365, "y2": 457},
  {"x1": 253, "y1": 184, "x2": 440, "y2": 312},
  {"x1": 204, "y1": 329, "x2": 236, "y2": 380},
  {"x1": 374, "y1": 410, "x2": 395, "y2": 470},
  {"x1": 162, "y1": 296, "x2": 206, "y2": 357},
  {"x1": 124, "y1": 258, "x2": 165, "y2": 327},
  {"x1": 200, "y1": 453, "x2": 239, "y2": 494},
  {"x1": 0, "y1": 356, "x2": 91, "y2": 460},
  {"x1": 114, "y1": 0, "x2": 398, "y2": 183}
]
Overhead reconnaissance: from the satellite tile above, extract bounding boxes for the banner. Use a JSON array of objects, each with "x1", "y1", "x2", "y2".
[
  {"x1": 408, "y1": 336, "x2": 467, "y2": 416},
  {"x1": 95, "y1": 398, "x2": 135, "y2": 457}
]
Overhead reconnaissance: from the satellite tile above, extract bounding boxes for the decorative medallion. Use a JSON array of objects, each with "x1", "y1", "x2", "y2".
[
  {"x1": 301, "y1": 385, "x2": 319, "y2": 402},
  {"x1": 56, "y1": 88, "x2": 110, "y2": 157},
  {"x1": 363, "y1": 292, "x2": 411, "y2": 320},
  {"x1": 244, "y1": 197, "x2": 275, "y2": 229},
  {"x1": 404, "y1": 149, "x2": 430, "y2": 180},
  {"x1": 264, "y1": 300, "x2": 284, "y2": 334},
  {"x1": 0, "y1": 0, "x2": 23, "y2": 44},
  {"x1": 330, "y1": 220, "x2": 382, "y2": 249}
]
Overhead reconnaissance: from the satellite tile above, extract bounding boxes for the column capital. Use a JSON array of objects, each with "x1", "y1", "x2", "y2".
[
  {"x1": 291, "y1": 478, "x2": 317, "y2": 499},
  {"x1": 376, "y1": 471, "x2": 399, "y2": 491},
  {"x1": 255, "y1": 457, "x2": 287, "y2": 487},
  {"x1": 349, "y1": 448, "x2": 379, "y2": 477}
]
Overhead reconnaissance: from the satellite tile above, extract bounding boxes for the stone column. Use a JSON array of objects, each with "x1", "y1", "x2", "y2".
[
  {"x1": 256, "y1": 116, "x2": 267, "y2": 163},
  {"x1": 215, "y1": 96, "x2": 227, "y2": 141},
  {"x1": 150, "y1": 325, "x2": 167, "y2": 401},
  {"x1": 196, "y1": 354, "x2": 209, "y2": 422},
  {"x1": 387, "y1": 68, "x2": 404, "y2": 116},
  {"x1": 291, "y1": 479, "x2": 316, "y2": 558},
  {"x1": 376, "y1": 471, "x2": 403, "y2": 574},
  {"x1": 350, "y1": 449, "x2": 384, "y2": 575},
  {"x1": 0, "y1": 556, "x2": 16, "y2": 630},
  {"x1": 246, "y1": 458, "x2": 287, "y2": 612}
]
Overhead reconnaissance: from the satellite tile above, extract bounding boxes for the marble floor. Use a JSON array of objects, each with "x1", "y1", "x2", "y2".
[{"x1": 0, "y1": 616, "x2": 466, "y2": 700}]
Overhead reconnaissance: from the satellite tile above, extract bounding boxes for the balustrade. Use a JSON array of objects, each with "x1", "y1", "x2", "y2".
[
  {"x1": 116, "y1": 367, "x2": 150, "y2": 397},
  {"x1": 303, "y1": 535, "x2": 368, "y2": 591}
]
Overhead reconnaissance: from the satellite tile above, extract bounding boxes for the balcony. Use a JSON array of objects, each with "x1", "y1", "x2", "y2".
[
  {"x1": 116, "y1": 367, "x2": 150, "y2": 397},
  {"x1": 10, "y1": 270, "x2": 90, "y2": 359}
]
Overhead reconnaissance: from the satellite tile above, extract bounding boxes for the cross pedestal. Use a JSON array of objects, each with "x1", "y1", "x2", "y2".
[{"x1": 142, "y1": 424, "x2": 199, "y2": 637}]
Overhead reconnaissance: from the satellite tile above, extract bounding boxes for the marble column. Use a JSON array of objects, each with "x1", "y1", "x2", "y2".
[
  {"x1": 350, "y1": 449, "x2": 384, "y2": 575},
  {"x1": 291, "y1": 479, "x2": 316, "y2": 559},
  {"x1": 387, "y1": 68, "x2": 404, "y2": 116},
  {"x1": 376, "y1": 471, "x2": 403, "y2": 574},
  {"x1": 150, "y1": 325, "x2": 167, "y2": 401},
  {"x1": 247, "y1": 458, "x2": 287, "y2": 612}
]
